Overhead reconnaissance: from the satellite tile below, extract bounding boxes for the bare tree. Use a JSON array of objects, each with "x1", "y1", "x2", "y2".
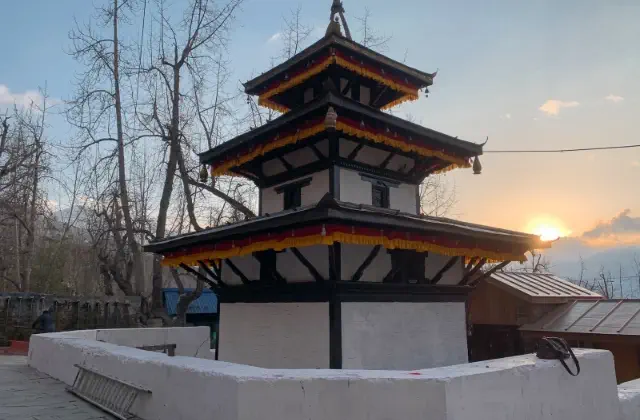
[
  {"x1": 419, "y1": 174, "x2": 457, "y2": 217},
  {"x1": 279, "y1": 6, "x2": 312, "y2": 60},
  {"x1": 355, "y1": 8, "x2": 391, "y2": 51},
  {"x1": 67, "y1": 0, "x2": 146, "y2": 295}
]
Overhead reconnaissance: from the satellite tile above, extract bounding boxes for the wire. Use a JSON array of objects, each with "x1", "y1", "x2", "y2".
[{"x1": 485, "y1": 144, "x2": 640, "y2": 153}]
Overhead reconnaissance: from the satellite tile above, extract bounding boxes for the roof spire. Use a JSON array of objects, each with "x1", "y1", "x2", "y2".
[{"x1": 329, "y1": 0, "x2": 352, "y2": 40}]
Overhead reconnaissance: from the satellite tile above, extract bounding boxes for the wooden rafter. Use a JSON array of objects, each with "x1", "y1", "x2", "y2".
[
  {"x1": 430, "y1": 256, "x2": 459, "y2": 284},
  {"x1": 465, "y1": 257, "x2": 480, "y2": 272},
  {"x1": 309, "y1": 143, "x2": 325, "y2": 160},
  {"x1": 253, "y1": 252, "x2": 287, "y2": 284},
  {"x1": 351, "y1": 245, "x2": 381, "y2": 282},
  {"x1": 197, "y1": 261, "x2": 227, "y2": 288},
  {"x1": 468, "y1": 261, "x2": 510, "y2": 287},
  {"x1": 371, "y1": 85, "x2": 389, "y2": 108},
  {"x1": 179, "y1": 263, "x2": 219, "y2": 290},
  {"x1": 278, "y1": 155, "x2": 293, "y2": 171},
  {"x1": 341, "y1": 80, "x2": 352, "y2": 95},
  {"x1": 290, "y1": 247, "x2": 325, "y2": 283},
  {"x1": 347, "y1": 143, "x2": 365, "y2": 160},
  {"x1": 460, "y1": 258, "x2": 487, "y2": 285},
  {"x1": 225, "y1": 259, "x2": 250, "y2": 285},
  {"x1": 379, "y1": 152, "x2": 395, "y2": 169}
]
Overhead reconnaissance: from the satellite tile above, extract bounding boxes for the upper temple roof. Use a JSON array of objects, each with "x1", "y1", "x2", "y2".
[{"x1": 243, "y1": 33, "x2": 436, "y2": 112}]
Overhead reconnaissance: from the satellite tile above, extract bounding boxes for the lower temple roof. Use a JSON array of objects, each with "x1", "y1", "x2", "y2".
[{"x1": 144, "y1": 195, "x2": 549, "y2": 267}]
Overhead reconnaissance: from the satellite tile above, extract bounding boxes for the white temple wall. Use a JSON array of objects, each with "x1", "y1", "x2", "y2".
[
  {"x1": 340, "y1": 244, "x2": 391, "y2": 282},
  {"x1": 220, "y1": 254, "x2": 261, "y2": 285},
  {"x1": 277, "y1": 246, "x2": 330, "y2": 282},
  {"x1": 218, "y1": 302, "x2": 330, "y2": 368},
  {"x1": 341, "y1": 302, "x2": 468, "y2": 370},
  {"x1": 261, "y1": 169, "x2": 330, "y2": 215},
  {"x1": 425, "y1": 252, "x2": 464, "y2": 284},
  {"x1": 338, "y1": 167, "x2": 418, "y2": 214}
]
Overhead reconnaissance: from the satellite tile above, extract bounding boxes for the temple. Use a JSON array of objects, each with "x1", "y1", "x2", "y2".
[{"x1": 144, "y1": 1, "x2": 550, "y2": 370}]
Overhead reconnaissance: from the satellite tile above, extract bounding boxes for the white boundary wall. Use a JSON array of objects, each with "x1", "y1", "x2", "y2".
[
  {"x1": 341, "y1": 302, "x2": 468, "y2": 370},
  {"x1": 27, "y1": 327, "x2": 638, "y2": 420}
]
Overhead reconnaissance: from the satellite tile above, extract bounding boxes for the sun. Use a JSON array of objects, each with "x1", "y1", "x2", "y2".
[{"x1": 525, "y1": 217, "x2": 570, "y2": 242}]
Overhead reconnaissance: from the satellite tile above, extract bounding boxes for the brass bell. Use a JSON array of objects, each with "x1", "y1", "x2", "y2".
[
  {"x1": 199, "y1": 165, "x2": 209, "y2": 183},
  {"x1": 472, "y1": 156, "x2": 482, "y2": 175}
]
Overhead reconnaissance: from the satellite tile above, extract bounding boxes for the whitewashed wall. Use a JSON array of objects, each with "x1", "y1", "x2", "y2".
[
  {"x1": 277, "y1": 246, "x2": 330, "y2": 282},
  {"x1": 340, "y1": 244, "x2": 390, "y2": 282},
  {"x1": 338, "y1": 139, "x2": 416, "y2": 173},
  {"x1": 221, "y1": 254, "x2": 261, "y2": 285},
  {"x1": 261, "y1": 169, "x2": 330, "y2": 215},
  {"x1": 218, "y1": 302, "x2": 330, "y2": 368},
  {"x1": 341, "y1": 302, "x2": 468, "y2": 370},
  {"x1": 29, "y1": 332, "x2": 625, "y2": 420},
  {"x1": 339, "y1": 167, "x2": 418, "y2": 214},
  {"x1": 425, "y1": 253, "x2": 464, "y2": 284}
]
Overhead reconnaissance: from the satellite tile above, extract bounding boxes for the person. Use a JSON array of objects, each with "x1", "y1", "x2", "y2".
[{"x1": 32, "y1": 310, "x2": 55, "y2": 333}]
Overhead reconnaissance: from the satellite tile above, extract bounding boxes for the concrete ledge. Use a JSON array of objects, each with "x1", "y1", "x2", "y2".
[
  {"x1": 28, "y1": 328, "x2": 625, "y2": 420},
  {"x1": 619, "y1": 379, "x2": 640, "y2": 420}
]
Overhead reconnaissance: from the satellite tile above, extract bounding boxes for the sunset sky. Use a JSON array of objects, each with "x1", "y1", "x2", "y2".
[{"x1": 1, "y1": 0, "x2": 639, "y2": 248}]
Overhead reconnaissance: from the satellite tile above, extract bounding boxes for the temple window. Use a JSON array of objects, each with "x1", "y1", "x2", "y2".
[
  {"x1": 372, "y1": 184, "x2": 389, "y2": 208},
  {"x1": 276, "y1": 177, "x2": 312, "y2": 210}
]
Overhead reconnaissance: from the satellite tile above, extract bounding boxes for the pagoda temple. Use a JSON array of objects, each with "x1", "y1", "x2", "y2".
[{"x1": 145, "y1": 1, "x2": 549, "y2": 371}]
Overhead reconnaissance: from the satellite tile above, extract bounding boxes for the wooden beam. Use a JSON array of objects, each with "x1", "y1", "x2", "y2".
[
  {"x1": 465, "y1": 257, "x2": 480, "y2": 272},
  {"x1": 179, "y1": 264, "x2": 218, "y2": 290},
  {"x1": 347, "y1": 143, "x2": 365, "y2": 161},
  {"x1": 351, "y1": 245, "x2": 381, "y2": 282},
  {"x1": 290, "y1": 247, "x2": 325, "y2": 283},
  {"x1": 460, "y1": 258, "x2": 487, "y2": 285},
  {"x1": 383, "y1": 264, "x2": 403, "y2": 283},
  {"x1": 309, "y1": 144, "x2": 325, "y2": 160},
  {"x1": 341, "y1": 79, "x2": 352, "y2": 95},
  {"x1": 468, "y1": 261, "x2": 510, "y2": 287},
  {"x1": 253, "y1": 252, "x2": 287, "y2": 284},
  {"x1": 379, "y1": 152, "x2": 395, "y2": 169},
  {"x1": 225, "y1": 259, "x2": 250, "y2": 285},
  {"x1": 197, "y1": 261, "x2": 227, "y2": 288},
  {"x1": 430, "y1": 256, "x2": 460, "y2": 284},
  {"x1": 278, "y1": 156, "x2": 293, "y2": 171},
  {"x1": 371, "y1": 85, "x2": 389, "y2": 108}
]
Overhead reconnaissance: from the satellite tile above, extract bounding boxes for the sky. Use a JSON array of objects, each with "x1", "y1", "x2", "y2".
[{"x1": 1, "y1": 0, "x2": 640, "y2": 252}]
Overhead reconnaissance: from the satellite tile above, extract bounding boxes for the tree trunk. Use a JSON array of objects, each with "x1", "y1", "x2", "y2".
[{"x1": 113, "y1": 0, "x2": 145, "y2": 295}]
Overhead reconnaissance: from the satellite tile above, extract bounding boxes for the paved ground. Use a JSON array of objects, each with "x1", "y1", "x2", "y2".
[{"x1": 0, "y1": 356, "x2": 111, "y2": 419}]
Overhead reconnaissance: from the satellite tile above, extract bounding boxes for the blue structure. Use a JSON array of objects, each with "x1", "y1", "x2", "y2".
[{"x1": 162, "y1": 289, "x2": 218, "y2": 316}]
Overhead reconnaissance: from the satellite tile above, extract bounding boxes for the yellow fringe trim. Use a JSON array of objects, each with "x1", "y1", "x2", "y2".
[
  {"x1": 161, "y1": 232, "x2": 527, "y2": 267},
  {"x1": 257, "y1": 56, "x2": 420, "y2": 112},
  {"x1": 260, "y1": 57, "x2": 335, "y2": 102},
  {"x1": 335, "y1": 122, "x2": 470, "y2": 167},
  {"x1": 211, "y1": 124, "x2": 325, "y2": 176},
  {"x1": 211, "y1": 119, "x2": 472, "y2": 176}
]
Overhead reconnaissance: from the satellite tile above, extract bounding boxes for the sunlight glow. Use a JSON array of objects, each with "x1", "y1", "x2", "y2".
[{"x1": 525, "y1": 217, "x2": 571, "y2": 242}]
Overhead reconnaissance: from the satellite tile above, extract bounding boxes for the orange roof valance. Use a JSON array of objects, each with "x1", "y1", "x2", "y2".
[
  {"x1": 257, "y1": 51, "x2": 420, "y2": 113},
  {"x1": 209, "y1": 116, "x2": 471, "y2": 177},
  {"x1": 160, "y1": 224, "x2": 531, "y2": 267}
]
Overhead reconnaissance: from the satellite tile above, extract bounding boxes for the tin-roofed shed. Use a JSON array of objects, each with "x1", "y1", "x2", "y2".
[
  {"x1": 520, "y1": 299, "x2": 640, "y2": 383},
  {"x1": 467, "y1": 272, "x2": 601, "y2": 363}
]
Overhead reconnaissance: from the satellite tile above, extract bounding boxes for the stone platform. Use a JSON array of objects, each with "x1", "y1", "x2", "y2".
[{"x1": 0, "y1": 356, "x2": 110, "y2": 419}]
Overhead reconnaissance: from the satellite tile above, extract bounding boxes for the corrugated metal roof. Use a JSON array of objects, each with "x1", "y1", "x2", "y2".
[
  {"x1": 163, "y1": 289, "x2": 218, "y2": 316},
  {"x1": 488, "y1": 272, "x2": 602, "y2": 303},
  {"x1": 520, "y1": 299, "x2": 640, "y2": 336}
]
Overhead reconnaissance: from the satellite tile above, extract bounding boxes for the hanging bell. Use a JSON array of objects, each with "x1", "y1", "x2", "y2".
[
  {"x1": 324, "y1": 106, "x2": 338, "y2": 129},
  {"x1": 472, "y1": 156, "x2": 482, "y2": 175},
  {"x1": 199, "y1": 165, "x2": 209, "y2": 183}
]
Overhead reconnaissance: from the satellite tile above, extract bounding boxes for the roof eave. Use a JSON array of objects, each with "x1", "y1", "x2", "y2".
[{"x1": 244, "y1": 34, "x2": 435, "y2": 94}]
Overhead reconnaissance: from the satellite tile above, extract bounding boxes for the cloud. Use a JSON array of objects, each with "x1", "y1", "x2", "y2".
[
  {"x1": 267, "y1": 32, "x2": 282, "y2": 43},
  {"x1": 582, "y1": 209, "x2": 640, "y2": 246},
  {"x1": 633, "y1": 161, "x2": 640, "y2": 167},
  {"x1": 500, "y1": 113, "x2": 511, "y2": 119},
  {"x1": 605, "y1": 94, "x2": 624, "y2": 103},
  {"x1": 538, "y1": 99, "x2": 580, "y2": 116},
  {"x1": 0, "y1": 84, "x2": 45, "y2": 108}
]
